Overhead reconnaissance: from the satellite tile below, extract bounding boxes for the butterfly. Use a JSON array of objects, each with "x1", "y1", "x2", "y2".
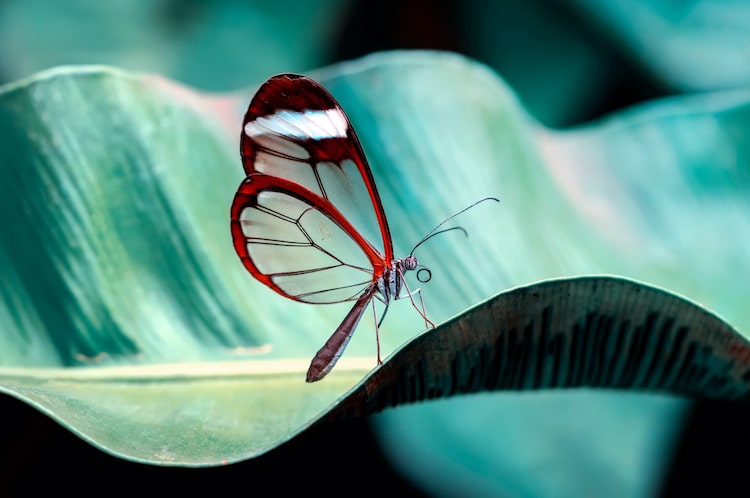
[{"x1": 230, "y1": 73, "x2": 496, "y2": 382}]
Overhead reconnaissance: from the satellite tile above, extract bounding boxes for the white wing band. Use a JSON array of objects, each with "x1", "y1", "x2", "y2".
[{"x1": 245, "y1": 108, "x2": 348, "y2": 140}]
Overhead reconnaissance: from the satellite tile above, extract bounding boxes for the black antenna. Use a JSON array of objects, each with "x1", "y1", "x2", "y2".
[{"x1": 409, "y1": 196, "x2": 499, "y2": 256}]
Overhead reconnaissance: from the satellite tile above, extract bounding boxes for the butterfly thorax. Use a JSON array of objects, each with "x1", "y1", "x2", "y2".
[{"x1": 377, "y1": 255, "x2": 418, "y2": 303}]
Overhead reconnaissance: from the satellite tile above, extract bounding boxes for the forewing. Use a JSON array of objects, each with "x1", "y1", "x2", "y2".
[
  {"x1": 240, "y1": 74, "x2": 393, "y2": 261},
  {"x1": 230, "y1": 174, "x2": 385, "y2": 304}
]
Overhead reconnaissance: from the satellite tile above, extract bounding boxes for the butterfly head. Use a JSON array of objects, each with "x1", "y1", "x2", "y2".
[
  {"x1": 401, "y1": 255, "x2": 418, "y2": 272},
  {"x1": 394, "y1": 255, "x2": 431, "y2": 283}
]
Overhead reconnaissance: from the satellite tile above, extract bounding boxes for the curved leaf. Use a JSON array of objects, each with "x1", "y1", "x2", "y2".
[
  {"x1": 333, "y1": 275, "x2": 742, "y2": 497},
  {"x1": 325, "y1": 276, "x2": 749, "y2": 423},
  {"x1": 0, "y1": 52, "x2": 748, "y2": 472},
  {"x1": 0, "y1": 66, "x2": 370, "y2": 465}
]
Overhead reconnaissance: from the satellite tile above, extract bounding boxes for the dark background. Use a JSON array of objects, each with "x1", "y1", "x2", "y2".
[{"x1": 4, "y1": 392, "x2": 748, "y2": 496}]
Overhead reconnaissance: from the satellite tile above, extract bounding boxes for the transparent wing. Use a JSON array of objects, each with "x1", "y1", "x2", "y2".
[
  {"x1": 230, "y1": 174, "x2": 386, "y2": 304},
  {"x1": 240, "y1": 73, "x2": 393, "y2": 262}
]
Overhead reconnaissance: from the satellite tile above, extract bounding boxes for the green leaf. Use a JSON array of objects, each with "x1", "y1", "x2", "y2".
[
  {"x1": 333, "y1": 276, "x2": 740, "y2": 497},
  {"x1": 0, "y1": 51, "x2": 748, "y2": 475},
  {"x1": 323, "y1": 276, "x2": 746, "y2": 496},
  {"x1": 0, "y1": 65, "x2": 371, "y2": 465},
  {"x1": 324, "y1": 276, "x2": 750, "y2": 419}
]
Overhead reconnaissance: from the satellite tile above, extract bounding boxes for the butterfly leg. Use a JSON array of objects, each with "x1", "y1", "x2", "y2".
[
  {"x1": 372, "y1": 295, "x2": 393, "y2": 364},
  {"x1": 397, "y1": 271, "x2": 435, "y2": 329},
  {"x1": 371, "y1": 300, "x2": 383, "y2": 365},
  {"x1": 415, "y1": 288, "x2": 433, "y2": 329}
]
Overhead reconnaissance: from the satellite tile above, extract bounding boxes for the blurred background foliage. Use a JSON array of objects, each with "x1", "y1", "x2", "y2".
[
  {"x1": 2, "y1": 0, "x2": 750, "y2": 496},
  {"x1": 5, "y1": 0, "x2": 748, "y2": 128}
]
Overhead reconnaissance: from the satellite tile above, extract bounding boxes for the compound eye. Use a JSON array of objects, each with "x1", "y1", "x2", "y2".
[{"x1": 417, "y1": 267, "x2": 432, "y2": 283}]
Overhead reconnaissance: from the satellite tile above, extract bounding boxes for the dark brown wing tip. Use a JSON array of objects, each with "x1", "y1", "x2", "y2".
[
  {"x1": 306, "y1": 360, "x2": 327, "y2": 383},
  {"x1": 249, "y1": 73, "x2": 338, "y2": 120}
]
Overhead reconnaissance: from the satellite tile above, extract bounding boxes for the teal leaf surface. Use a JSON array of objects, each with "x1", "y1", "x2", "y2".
[{"x1": 0, "y1": 52, "x2": 748, "y2": 481}]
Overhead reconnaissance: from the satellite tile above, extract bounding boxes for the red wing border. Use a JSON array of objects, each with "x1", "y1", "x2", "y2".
[
  {"x1": 240, "y1": 73, "x2": 394, "y2": 262},
  {"x1": 231, "y1": 173, "x2": 387, "y2": 304}
]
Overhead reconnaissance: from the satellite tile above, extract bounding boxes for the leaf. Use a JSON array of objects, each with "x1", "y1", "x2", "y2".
[
  {"x1": 329, "y1": 276, "x2": 743, "y2": 497},
  {"x1": 0, "y1": 66, "x2": 371, "y2": 465},
  {"x1": 323, "y1": 275, "x2": 750, "y2": 422},
  {"x1": 337, "y1": 52, "x2": 750, "y2": 497},
  {"x1": 0, "y1": 51, "x2": 748, "y2": 473},
  {"x1": 321, "y1": 276, "x2": 746, "y2": 496}
]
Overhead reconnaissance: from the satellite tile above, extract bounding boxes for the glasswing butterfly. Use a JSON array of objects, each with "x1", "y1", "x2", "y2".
[{"x1": 230, "y1": 74, "x2": 496, "y2": 382}]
